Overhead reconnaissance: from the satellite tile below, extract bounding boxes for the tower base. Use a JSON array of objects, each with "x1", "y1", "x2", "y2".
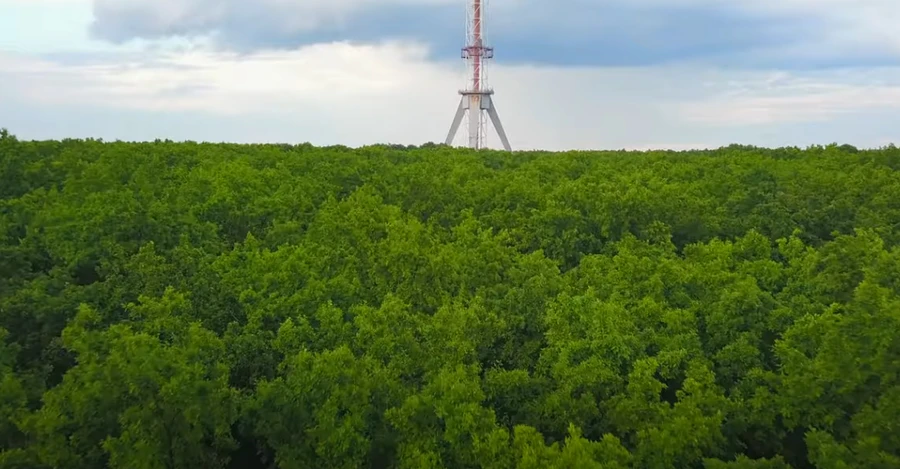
[{"x1": 445, "y1": 90, "x2": 512, "y2": 151}]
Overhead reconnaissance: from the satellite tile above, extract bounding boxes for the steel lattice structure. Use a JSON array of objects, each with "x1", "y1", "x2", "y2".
[{"x1": 444, "y1": 0, "x2": 512, "y2": 151}]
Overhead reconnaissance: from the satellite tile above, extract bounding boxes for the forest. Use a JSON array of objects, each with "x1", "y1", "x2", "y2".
[{"x1": 1, "y1": 128, "x2": 899, "y2": 468}]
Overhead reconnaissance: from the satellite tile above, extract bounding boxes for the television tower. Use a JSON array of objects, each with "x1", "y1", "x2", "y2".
[{"x1": 444, "y1": 0, "x2": 512, "y2": 151}]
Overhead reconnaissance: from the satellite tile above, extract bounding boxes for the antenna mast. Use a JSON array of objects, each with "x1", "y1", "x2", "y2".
[{"x1": 444, "y1": 0, "x2": 512, "y2": 151}]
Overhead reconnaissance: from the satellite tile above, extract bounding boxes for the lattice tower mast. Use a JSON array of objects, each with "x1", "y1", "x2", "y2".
[{"x1": 444, "y1": 0, "x2": 512, "y2": 151}]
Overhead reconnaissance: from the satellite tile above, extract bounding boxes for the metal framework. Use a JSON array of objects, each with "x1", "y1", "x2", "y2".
[{"x1": 444, "y1": 0, "x2": 512, "y2": 151}]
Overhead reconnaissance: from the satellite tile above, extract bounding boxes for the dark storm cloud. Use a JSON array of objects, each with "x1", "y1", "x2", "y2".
[{"x1": 87, "y1": 0, "x2": 900, "y2": 69}]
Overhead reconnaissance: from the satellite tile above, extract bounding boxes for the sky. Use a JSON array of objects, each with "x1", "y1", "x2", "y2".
[{"x1": 1, "y1": 0, "x2": 900, "y2": 150}]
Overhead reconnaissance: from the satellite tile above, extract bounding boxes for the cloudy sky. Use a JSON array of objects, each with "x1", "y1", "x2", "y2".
[{"x1": 1, "y1": 0, "x2": 900, "y2": 150}]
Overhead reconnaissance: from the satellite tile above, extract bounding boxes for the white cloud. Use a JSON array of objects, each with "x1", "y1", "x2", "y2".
[
  {"x1": 680, "y1": 70, "x2": 900, "y2": 125},
  {"x1": 684, "y1": 85, "x2": 900, "y2": 126},
  {"x1": 0, "y1": 41, "x2": 445, "y2": 113},
  {"x1": 2, "y1": 42, "x2": 900, "y2": 150}
]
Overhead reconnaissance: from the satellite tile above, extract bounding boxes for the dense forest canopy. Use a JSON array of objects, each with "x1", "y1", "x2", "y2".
[{"x1": 1, "y1": 129, "x2": 899, "y2": 468}]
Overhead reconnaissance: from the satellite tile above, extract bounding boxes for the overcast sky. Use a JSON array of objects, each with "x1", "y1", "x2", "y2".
[{"x1": 2, "y1": 0, "x2": 900, "y2": 150}]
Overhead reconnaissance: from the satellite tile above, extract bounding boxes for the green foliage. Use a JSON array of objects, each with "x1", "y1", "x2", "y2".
[{"x1": 1, "y1": 132, "x2": 898, "y2": 468}]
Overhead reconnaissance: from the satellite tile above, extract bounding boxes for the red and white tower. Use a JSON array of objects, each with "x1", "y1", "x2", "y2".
[{"x1": 444, "y1": 0, "x2": 512, "y2": 151}]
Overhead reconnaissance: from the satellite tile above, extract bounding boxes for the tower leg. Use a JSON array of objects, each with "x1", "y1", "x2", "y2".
[
  {"x1": 483, "y1": 96, "x2": 512, "y2": 151},
  {"x1": 445, "y1": 97, "x2": 467, "y2": 146}
]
